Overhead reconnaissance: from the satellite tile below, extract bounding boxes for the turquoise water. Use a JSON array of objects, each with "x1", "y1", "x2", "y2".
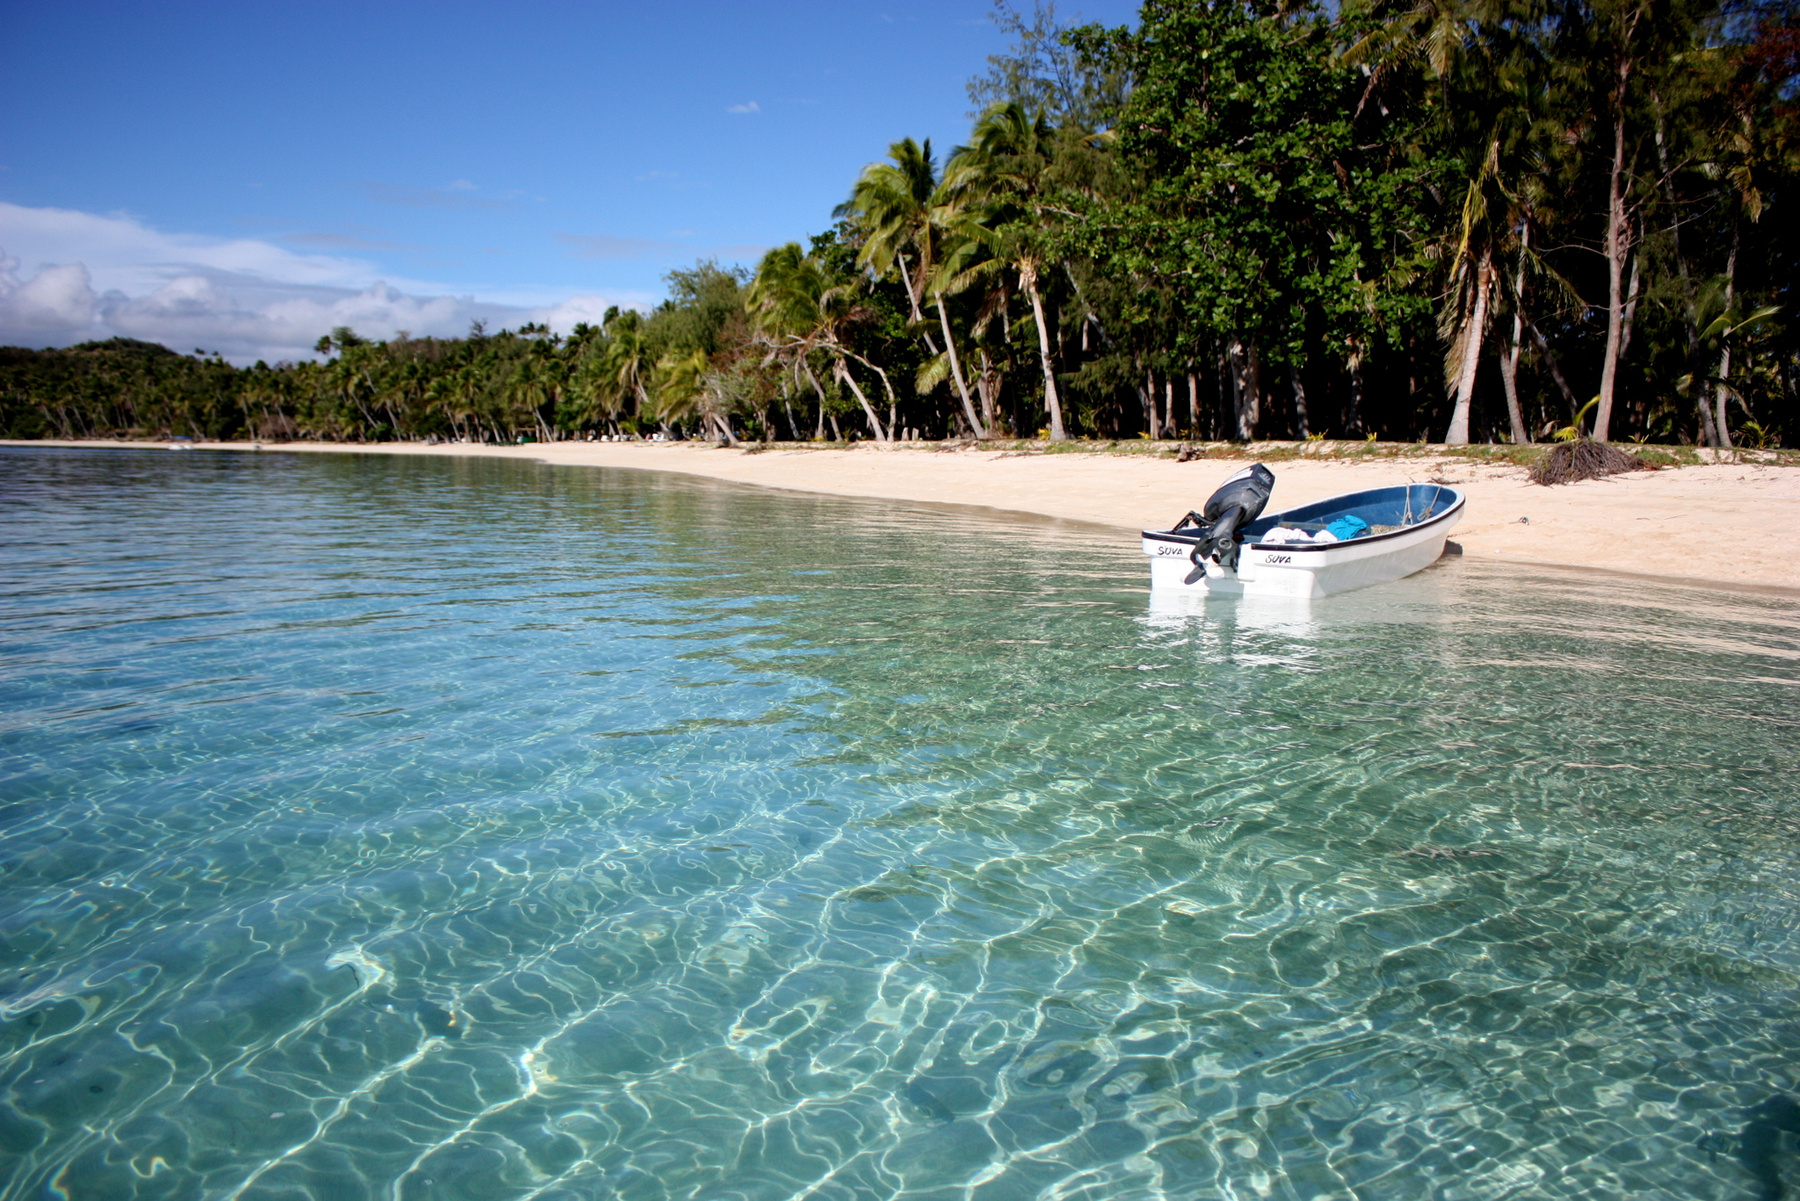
[{"x1": 2, "y1": 447, "x2": 1798, "y2": 1201}]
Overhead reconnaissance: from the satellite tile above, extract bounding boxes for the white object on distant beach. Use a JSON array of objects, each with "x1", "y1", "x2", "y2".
[{"x1": 1142, "y1": 466, "x2": 1464, "y2": 598}]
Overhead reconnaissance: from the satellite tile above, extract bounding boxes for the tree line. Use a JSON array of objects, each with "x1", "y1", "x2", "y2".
[{"x1": 4, "y1": 0, "x2": 1795, "y2": 447}]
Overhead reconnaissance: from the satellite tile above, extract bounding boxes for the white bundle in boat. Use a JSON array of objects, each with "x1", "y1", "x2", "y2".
[{"x1": 1261, "y1": 526, "x2": 1339, "y2": 545}]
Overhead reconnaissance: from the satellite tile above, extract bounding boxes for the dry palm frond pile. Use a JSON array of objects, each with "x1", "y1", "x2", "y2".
[{"x1": 1528, "y1": 438, "x2": 1651, "y2": 486}]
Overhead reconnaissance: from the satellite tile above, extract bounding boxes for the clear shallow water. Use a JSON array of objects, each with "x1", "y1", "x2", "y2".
[{"x1": 1, "y1": 447, "x2": 1798, "y2": 1201}]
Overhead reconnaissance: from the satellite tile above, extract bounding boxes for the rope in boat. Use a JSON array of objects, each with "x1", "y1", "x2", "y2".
[{"x1": 1402, "y1": 484, "x2": 1448, "y2": 526}]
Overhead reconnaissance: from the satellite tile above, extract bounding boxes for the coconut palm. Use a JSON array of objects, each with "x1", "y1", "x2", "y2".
[
  {"x1": 651, "y1": 349, "x2": 716, "y2": 435},
  {"x1": 1688, "y1": 282, "x2": 1781, "y2": 448},
  {"x1": 940, "y1": 102, "x2": 1069, "y2": 440},
  {"x1": 1437, "y1": 137, "x2": 1505, "y2": 445},
  {"x1": 746, "y1": 243, "x2": 891, "y2": 442},
  {"x1": 507, "y1": 352, "x2": 558, "y2": 442},
  {"x1": 927, "y1": 209, "x2": 1018, "y2": 435},
  {"x1": 839, "y1": 139, "x2": 988, "y2": 437},
  {"x1": 567, "y1": 353, "x2": 622, "y2": 433},
  {"x1": 596, "y1": 311, "x2": 653, "y2": 426}
]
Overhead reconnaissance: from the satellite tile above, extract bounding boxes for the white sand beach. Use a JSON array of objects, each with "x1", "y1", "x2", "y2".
[{"x1": 12, "y1": 439, "x2": 1799, "y2": 593}]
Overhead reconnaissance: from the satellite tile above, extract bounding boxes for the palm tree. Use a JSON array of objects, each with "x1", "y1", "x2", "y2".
[
  {"x1": 1438, "y1": 137, "x2": 1504, "y2": 445},
  {"x1": 567, "y1": 353, "x2": 621, "y2": 433},
  {"x1": 1691, "y1": 282, "x2": 1781, "y2": 448},
  {"x1": 928, "y1": 211, "x2": 1017, "y2": 435},
  {"x1": 840, "y1": 139, "x2": 988, "y2": 437},
  {"x1": 651, "y1": 349, "x2": 719, "y2": 437},
  {"x1": 1580, "y1": 0, "x2": 1661, "y2": 443},
  {"x1": 1346, "y1": 0, "x2": 1545, "y2": 444},
  {"x1": 941, "y1": 102, "x2": 1069, "y2": 440},
  {"x1": 596, "y1": 311, "x2": 653, "y2": 427},
  {"x1": 746, "y1": 243, "x2": 891, "y2": 442},
  {"x1": 507, "y1": 352, "x2": 557, "y2": 442}
]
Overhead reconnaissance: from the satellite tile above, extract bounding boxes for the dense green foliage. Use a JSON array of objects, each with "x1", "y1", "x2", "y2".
[{"x1": 4, "y1": 0, "x2": 1796, "y2": 446}]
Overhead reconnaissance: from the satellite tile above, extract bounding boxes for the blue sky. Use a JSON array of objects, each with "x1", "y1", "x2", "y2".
[{"x1": 0, "y1": 0, "x2": 1139, "y2": 362}]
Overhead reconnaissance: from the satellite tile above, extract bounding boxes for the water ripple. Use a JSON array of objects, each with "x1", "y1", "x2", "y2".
[{"x1": 0, "y1": 447, "x2": 1797, "y2": 1200}]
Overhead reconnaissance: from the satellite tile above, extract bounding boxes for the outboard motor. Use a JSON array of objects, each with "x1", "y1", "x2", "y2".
[{"x1": 1173, "y1": 463, "x2": 1274, "y2": 571}]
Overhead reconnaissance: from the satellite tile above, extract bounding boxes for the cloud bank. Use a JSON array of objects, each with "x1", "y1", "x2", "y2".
[{"x1": 0, "y1": 203, "x2": 640, "y2": 363}]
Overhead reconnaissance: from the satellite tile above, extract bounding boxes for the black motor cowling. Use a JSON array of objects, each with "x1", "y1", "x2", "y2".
[{"x1": 1174, "y1": 463, "x2": 1274, "y2": 571}]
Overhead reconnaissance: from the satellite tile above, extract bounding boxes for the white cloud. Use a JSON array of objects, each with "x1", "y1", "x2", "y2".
[
  {"x1": 533, "y1": 294, "x2": 624, "y2": 330},
  {"x1": 1, "y1": 202, "x2": 372, "y2": 299},
  {"x1": 0, "y1": 203, "x2": 649, "y2": 363},
  {"x1": 726, "y1": 101, "x2": 760, "y2": 114},
  {"x1": 0, "y1": 255, "x2": 102, "y2": 337}
]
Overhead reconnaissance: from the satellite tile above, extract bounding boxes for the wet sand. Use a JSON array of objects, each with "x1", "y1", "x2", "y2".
[{"x1": 11, "y1": 438, "x2": 1799, "y2": 593}]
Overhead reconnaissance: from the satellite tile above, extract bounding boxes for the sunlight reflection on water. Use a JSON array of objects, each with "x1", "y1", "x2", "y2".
[{"x1": 0, "y1": 446, "x2": 1797, "y2": 1200}]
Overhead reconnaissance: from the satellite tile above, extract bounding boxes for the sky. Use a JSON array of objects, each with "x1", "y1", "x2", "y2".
[{"x1": 0, "y1": 0, "x2": 1140, "y2": 363}]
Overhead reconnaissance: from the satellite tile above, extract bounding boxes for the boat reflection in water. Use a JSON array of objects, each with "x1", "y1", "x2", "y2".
[{"x1": 1142, "y1": 558, "x2": 1464, "y2": 647}]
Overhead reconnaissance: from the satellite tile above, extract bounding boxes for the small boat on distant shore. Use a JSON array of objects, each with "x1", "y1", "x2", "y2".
[
  {"x1": 1142, "y1": 464, "x2": 1465, "y2": 598},
  {"x1": 168, "y1": 436, "x2": 195, "y2": 450}
]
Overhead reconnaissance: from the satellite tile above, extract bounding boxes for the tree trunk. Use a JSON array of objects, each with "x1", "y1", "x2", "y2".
[
  {"x1": 1499, "y1": 320, "x2": 1528, "y2": 445},
  {"x1": 1228, "y1": 338, "x2": 1261, "y2": 441},
  {"x1": 1501, "y1": 234, "x2": 1530, "y2": 445},
  {"x1": 1187, "y1": 373, "x2": 1198, "y2": 439},
  {"x1": 1345, "y1": 345, "x2": 1365, "y2": 436},
  {"x1": 1714, "y1": 343, "x2": 1733, "y2": 448},
  {"x1": 1619, "y1": 252, "x2": 1642, "y2": 364},
  {"x1": 1163, "y1": 377, "x2": 1176, "y2": 439},
  {"x1": 935, "y1": 297, "x2": 986, "y2": 438},
  {"x1": 1526, "y1": 322, "x2": 1581, "y2": 423},
  {"x1": 1218, "y1": 351, "x2": 1231, "y2": 440},
  {"x1": 1714, "y1": 227, "x2": 1739, "y2": 448},
  {"x1": 1594, "y1": 64, "x2": 1634, "y2": 443},
  {"x1": 1020, "y1": 262, "x2": 1067, "y2": 440},
  {"x1": 833, "y1": 358, "x2": 888, "y2": 442},
  {"x1": 1290, "y1": 363, "x2": 1310, "y2": 438},
  {"x1": 802, "y1": 360, "x2": 830, "y2": 440},
  {"x1": 1142, "y1": 367, "x2": 1157, "y2": 438},
  {"x1": 895, "y1": 252, "x2": 941, "y2": 355},
  {"x1": 1445, "y1": 249, "x2": 1494, "y2": 444},
  {"x1": 351, "y1": 391, "x2": 380, "y2": 436},
  {"x1": 1655, "y1": 95, "x2": 1713, "y2": 445},
  {"x1": 710, "y1": 410, "x2": 738, "y2": 446},
  {"x1": 850, "y1": 351, "x2": 902, "y2": 442},
  {"x1": 976, "y1": 350, "x2": 999, "y2": 434}
]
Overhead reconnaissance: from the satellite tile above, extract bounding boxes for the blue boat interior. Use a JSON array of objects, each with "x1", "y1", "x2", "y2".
[{"x1": 1241, "y1": 483, "x2": 1458, "y2": 542}]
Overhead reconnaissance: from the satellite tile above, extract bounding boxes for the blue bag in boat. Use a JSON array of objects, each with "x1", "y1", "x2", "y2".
[{"x1": 1326, "y1": 515, "x2": 1370, "y2": 541}]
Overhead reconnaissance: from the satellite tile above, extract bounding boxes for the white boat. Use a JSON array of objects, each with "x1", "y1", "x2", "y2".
[{"x1": 1142, "y1": 464, "x2": 1465, "y2": 598}]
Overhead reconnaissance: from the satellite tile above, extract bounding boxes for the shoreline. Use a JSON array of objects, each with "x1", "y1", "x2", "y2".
[{"x1": 9, "y1": 437, "x2": 1800, "y2": 595}]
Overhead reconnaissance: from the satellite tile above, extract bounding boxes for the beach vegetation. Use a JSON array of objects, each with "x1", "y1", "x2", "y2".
[{"x1": 3, "y1": 0, "x2": 1797, "y2": 450}]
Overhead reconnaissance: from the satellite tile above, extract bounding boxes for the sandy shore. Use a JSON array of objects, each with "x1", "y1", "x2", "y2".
[{"x1": 10, "y1": 438, "x2": 1799, "y2": 593}]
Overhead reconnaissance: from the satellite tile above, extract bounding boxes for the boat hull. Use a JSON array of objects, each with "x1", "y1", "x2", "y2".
[{"x1": 1142, "y1": 484, "x2": 1464, "y2": 599}]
